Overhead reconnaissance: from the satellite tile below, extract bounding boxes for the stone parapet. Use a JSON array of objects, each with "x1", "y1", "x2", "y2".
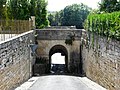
[
  {"x1": 0, "y1": 30, "x2": 34, "y2": 90},
  {"x1": 36, "y1": 29, "x2": 83, "y2": 40}
]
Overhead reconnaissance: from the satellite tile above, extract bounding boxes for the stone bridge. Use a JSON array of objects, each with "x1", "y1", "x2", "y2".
[{"x1": 35, "y1": 29, "x2": 86, "y2": 74}]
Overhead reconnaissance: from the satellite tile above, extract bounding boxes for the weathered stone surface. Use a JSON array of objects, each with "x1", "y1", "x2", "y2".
[
  {"x1": 36, "y1": 29, "x2": 82, "y2": 40},
  {"x1": 36, "y1": 40, "x2": 81, "y2": 73},
  {"x1": 36, "y1": 29, "x2": 84, "y2": 73},
  {"x1": 0, "y1": 31, "x2": 35, "y2": 90},
  {"x1": 1, "y1": 28, "x2": 119, "y2": 90},
  {"x1": 33, "y1": 64, "x2": 47, "y2": 75},
  {"x1": 82, "y1": 34, "x2": 120, "y2": 90}
]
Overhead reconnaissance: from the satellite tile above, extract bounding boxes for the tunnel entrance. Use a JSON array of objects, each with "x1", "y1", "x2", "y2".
[
  {"x1": 49, "y1": 45, "x2": 68, "y2": 74},
  {"x1": 51, "y1": 53, "x2": 65, "y2": 74}
]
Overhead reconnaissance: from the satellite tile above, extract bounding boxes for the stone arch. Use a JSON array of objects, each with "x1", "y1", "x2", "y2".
[{"x1": 49, "y1": 45, "x2": 68, "y2": 72}]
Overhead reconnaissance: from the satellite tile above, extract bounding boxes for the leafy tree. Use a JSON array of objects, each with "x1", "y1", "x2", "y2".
[
  {"x1": 29, "y1": 0, "x2": 49, "y2": 28},
  {"x1": 48, "y1": 11, "x2": 61, "y2": 26},
  {"x1": 8, "y1": 0, "x2": 30, "y2": 20},
  {"x1": 48, "y1": 4, "x2": 91, "y2": 28},
  {"x1": 48, "y1": 13, "x2": 55, "y2": 26},
  {"x1": 29, "y1": 0, "x2": 36, "y2": 16},
  {"x1": 60, "y1": 4, "x2": 91, "y2": 29},
  {"x1": 35, "y1": 0, "x2": 49, "y2": 28},
  {"x1": 54, "y1": 12, "x2": 61, "y2": 25},
  {"x1": 0, "y1": 0, "x2": 7, "y2": 19},
  {"x1": 99, "y1": 0, "x2": 120, "y2": 13},
  {"x1": 0, "y1": 0, "x2": 49, "y2": 28}
]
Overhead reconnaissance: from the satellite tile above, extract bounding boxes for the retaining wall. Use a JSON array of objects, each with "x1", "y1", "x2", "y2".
[
  {"x1": 0, "y1": 31, "x2": 34, "y2": 90},
  {"x1": 82, "y1": 33, "x2": 120, "y2": 90}
]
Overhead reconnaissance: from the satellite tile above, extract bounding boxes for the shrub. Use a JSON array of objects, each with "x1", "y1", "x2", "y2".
[{"x1": 84, "y1": 12, "x2": 120, "y2": 40}]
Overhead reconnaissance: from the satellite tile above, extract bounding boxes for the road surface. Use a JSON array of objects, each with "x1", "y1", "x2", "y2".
[{"x1": 18, "y1": 75, "x2": 106, "y2": 90}]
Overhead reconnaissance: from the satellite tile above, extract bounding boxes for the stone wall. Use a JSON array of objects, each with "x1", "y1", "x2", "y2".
[
  {"x1": 36, "y1": 29, "x2": 83, "y2": 73},
  {"x1": 82, "y1": 33, "x2": 120, "y2": 90},
  {"x1": 36, "y1": 40, "x2": 81, "y2": 73},
  {"x1": 36, "y1": 29, "x2": 82, "y2": 40},
  {"x1": 0, "y1": 31, "x2": 34, "y2": 90},
  {"x1": 44, "y1": 26, "x2": 76, "y2": 29}
]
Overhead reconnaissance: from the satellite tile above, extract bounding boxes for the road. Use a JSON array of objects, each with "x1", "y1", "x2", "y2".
[{"x1": 25, "y1": 75, "x2": 106, "y2": 90}]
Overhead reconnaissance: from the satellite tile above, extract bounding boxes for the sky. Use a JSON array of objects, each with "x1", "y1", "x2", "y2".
[
  {"x1": 47, "y1": 0, "x2": 101, "y2": 11},
  {"x1": 51, "y1": 53, "x2": 65, "y2": 64}
]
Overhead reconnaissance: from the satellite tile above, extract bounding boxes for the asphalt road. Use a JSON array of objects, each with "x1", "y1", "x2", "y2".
[{"x1": 28, "y1": 75, "x2": 92, "y2": 90}]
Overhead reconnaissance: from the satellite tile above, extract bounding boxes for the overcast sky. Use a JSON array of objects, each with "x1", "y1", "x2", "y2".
[{"x1": 47, "y1": 0, "x2": 101, "y2": 11}]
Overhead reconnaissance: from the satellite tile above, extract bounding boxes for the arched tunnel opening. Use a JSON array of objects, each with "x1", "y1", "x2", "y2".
[{"x1": 49, "y1": 45, "x2": 68, "y2": 74}]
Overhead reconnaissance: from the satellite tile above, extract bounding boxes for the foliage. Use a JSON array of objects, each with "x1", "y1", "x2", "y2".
[
  {"x1": 9, "y1": 0, "x2": 30, "y2": 20},
  {"x1": 29, "y1": 0, "x2": 36, "y2": 16},
  {"x1": 0, "y1": 0, "x2": 7, "y2": 19},
  {"x1": 61, "y1": 4, "x2": 91, "y2": 29},
  {"x1": 89, "y1": 9, "x2": 101, "y2": 14},
  {"x1": 0, "y1": 0, "x2": 48, "y2": 28},
  {"x1": 48, "y1": 11, "x2": 61, "y2": 26},
  {"x1": 48, "y1": 13, "x2": 55, "y2": 26},
  {"x1": 65, "y1": 33, "x2": 75, "y2": 45},
  {"x1": 34, "y1": 0, "x2": 49, "y2": 28},
  {"x1": 48, "y1": 3, "x2": 91, "y2": 29},
  {"x1": 84, "y1": 12, "x2": 120, "y2": 40},
  {"x1": 99, "y1": 0, "x2": 120, "y2": 13}
]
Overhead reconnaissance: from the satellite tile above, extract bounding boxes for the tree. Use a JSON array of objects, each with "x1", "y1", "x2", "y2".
[
  {"x1": 0, "y1": 0, "x2": 7, "y2": 19},
  {"x1": 8, "y1": 0, "x2": 30, "y2": 20},
  {"x1": 99, "y1": 0, "x2": 120, "y2": 13},
  {"x1": 48, "y1": 11, "x2": 61, "y2": 26},
  {"x1": 60, "y1": 4, "x2": 91, "y2": 29},
  {"x1": 29, "y1": 0, "x2": 49, "y2": 28},
  {"x1": 35, "y1": 0, "x2": 49, "y2": 28},
  {"x1": 29, "y1": 0, "x2": 36, "y2": 16},
  {"x1": 48, "y1": 13, "x2": 55, "y2": 26},
  {"x1": 0, "y1": 0, "x2": 49, "y2": 29}
]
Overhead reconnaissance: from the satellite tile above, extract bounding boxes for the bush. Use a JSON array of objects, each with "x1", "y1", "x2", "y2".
[{"x1": 84, "y1": 12, "x2": 120, "y2": 40}]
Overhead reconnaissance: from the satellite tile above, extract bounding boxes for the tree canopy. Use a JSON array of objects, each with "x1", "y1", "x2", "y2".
[
  {"x1": 8, "y1": 0, "x2": 30, "y2": 20},
  {"x1": 48, "y1": 11, "x2": 61, "y2": 26},
  {"x1": 0, "y1": 0, "x2": 49, "y2": 28},
  {"x1": 0, "y1": 0, "x2": 7, "y2": 19},
  {"x1": 99, "y1": 0, "x2": 120, "y2": 13},
  {"x1": 48, "y1": 4, "x2": 91, "y2": 29}
]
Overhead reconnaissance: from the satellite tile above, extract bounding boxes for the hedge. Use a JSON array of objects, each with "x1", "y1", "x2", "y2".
[{"x1": 84, "y1": 12, "x2": 120, "y2": 40}]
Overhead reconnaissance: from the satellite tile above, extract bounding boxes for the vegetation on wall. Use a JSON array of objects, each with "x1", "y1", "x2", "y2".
[
  {"x1": 84, "y1": 12, "x2": 120, "y2": 40},
  {"x1": 65, "y1": 33, "x2": 75, "y2": 45}
]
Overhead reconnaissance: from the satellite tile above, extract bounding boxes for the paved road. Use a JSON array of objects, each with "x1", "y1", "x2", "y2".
[{"x1": 27, "y1": 75, "x2": 99, "y2": 90}]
